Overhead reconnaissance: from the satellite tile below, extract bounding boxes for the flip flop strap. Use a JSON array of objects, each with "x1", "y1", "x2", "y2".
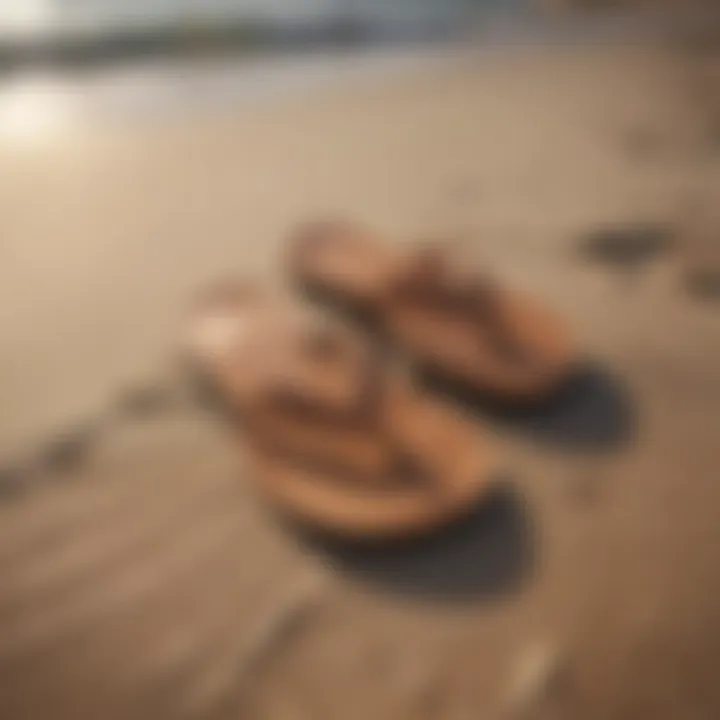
[
  {"x1": 389, "y1": 244, "x2": 527, "y2": 362},
  {"x1": 262, "y1": 336, "x2": 433, "y2": 488},
  {"x1": 267, "y1": 338, "x2": 384, "y2": 431}
]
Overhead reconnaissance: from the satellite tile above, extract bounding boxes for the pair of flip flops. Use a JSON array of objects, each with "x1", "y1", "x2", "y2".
[{"x1": 186, "y1": 222, "x2": 576, "y2": 539}]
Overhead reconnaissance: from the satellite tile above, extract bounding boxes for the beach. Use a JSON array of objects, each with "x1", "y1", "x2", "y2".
[{"x1": 0, "y1": 41, "x2": 719, "y2": 719}]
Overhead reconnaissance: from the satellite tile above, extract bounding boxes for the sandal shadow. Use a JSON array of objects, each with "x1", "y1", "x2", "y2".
[
  {"x1": 420, "y1": 360, "x2": 638, "y2": 454},
  {"x1": 297, "y1": 483, "x2": 536, "y2": 604}
]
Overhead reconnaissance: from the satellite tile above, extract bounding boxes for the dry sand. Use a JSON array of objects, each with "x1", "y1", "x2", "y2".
[{"x1": 0, "y1": 43, "x2": 719, "y2": 719}]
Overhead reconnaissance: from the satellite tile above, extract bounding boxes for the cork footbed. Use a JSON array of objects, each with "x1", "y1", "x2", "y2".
[
  {"x1": 289, "y1": 221, "x2": 576, "y2": 402},
  {"x1": 185, "y1": 280, "x2": 495, "y2": 538}
]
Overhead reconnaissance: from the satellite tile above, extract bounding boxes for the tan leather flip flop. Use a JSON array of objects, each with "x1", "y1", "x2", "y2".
[
  {"x1": 289, "y1": 221, "x2": 577, "y2": 404},
  {"x1": 185, "y1": 280, "x2": 496, "y2": 539}
]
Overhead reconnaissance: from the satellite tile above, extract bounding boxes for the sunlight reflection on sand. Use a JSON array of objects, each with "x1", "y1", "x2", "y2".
[{"x1": 0, "y1": 74, "x2": 85, "y2": 147}]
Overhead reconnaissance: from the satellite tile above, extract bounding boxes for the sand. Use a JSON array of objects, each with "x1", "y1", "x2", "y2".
[{"x1": 0, "y1": 43, "x2": 719, "y2": 719}]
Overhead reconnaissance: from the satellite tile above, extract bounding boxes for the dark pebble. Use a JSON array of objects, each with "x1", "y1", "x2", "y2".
[
  {"x1": 578, "y1": 224, "x2": 674, "y2": 272},
  {"x1": 39, "y1": 424, "x2": 99, "y2": 475},
  {"x1": 0, "y1": 464, "x2": 32, "y2": 500},
  {"x1": 117, "y1": 383, "x2": 178, "y2": 418},
  {"x1": 685, "y1": 267, "x2": 720, "y2": 300}
]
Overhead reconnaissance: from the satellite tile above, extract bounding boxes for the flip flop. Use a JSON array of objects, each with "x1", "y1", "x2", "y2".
[
  {"x1": 185, "y1": 280, "x2": 496, "y2": 539},
  {"x1": 289, "y1": 221, "x2": 577, "y2": 403}
]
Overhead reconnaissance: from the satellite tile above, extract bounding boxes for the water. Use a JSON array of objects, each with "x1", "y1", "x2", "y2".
[{"x1": 1, "y1": 0, "x2": 525, "y2": 40}]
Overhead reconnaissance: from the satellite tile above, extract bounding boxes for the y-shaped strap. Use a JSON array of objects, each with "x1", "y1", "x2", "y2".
[
  {"x1": 389, "y1": 244, "x2": 529, "y2": 363},
  {"x1": 260, "y1": 330, "x2": 434, "y2": 489},
  {"x1": 267, "y1": 329, "x2": 383, "y2": 430}
]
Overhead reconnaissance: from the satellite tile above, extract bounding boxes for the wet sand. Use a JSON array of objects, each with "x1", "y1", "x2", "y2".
[{"x1": 0, "y1": 43, "x2": 719, "y2": 720}]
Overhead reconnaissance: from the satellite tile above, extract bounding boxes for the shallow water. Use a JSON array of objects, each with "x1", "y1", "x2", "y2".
[{"x1": 1, "y1": 0, "x2": 524, "y2": 41}]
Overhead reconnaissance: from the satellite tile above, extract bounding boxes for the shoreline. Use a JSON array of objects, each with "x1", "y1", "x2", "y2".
[{"x1": 1, "y1": 5, "x2": 720, "y2": 71}]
